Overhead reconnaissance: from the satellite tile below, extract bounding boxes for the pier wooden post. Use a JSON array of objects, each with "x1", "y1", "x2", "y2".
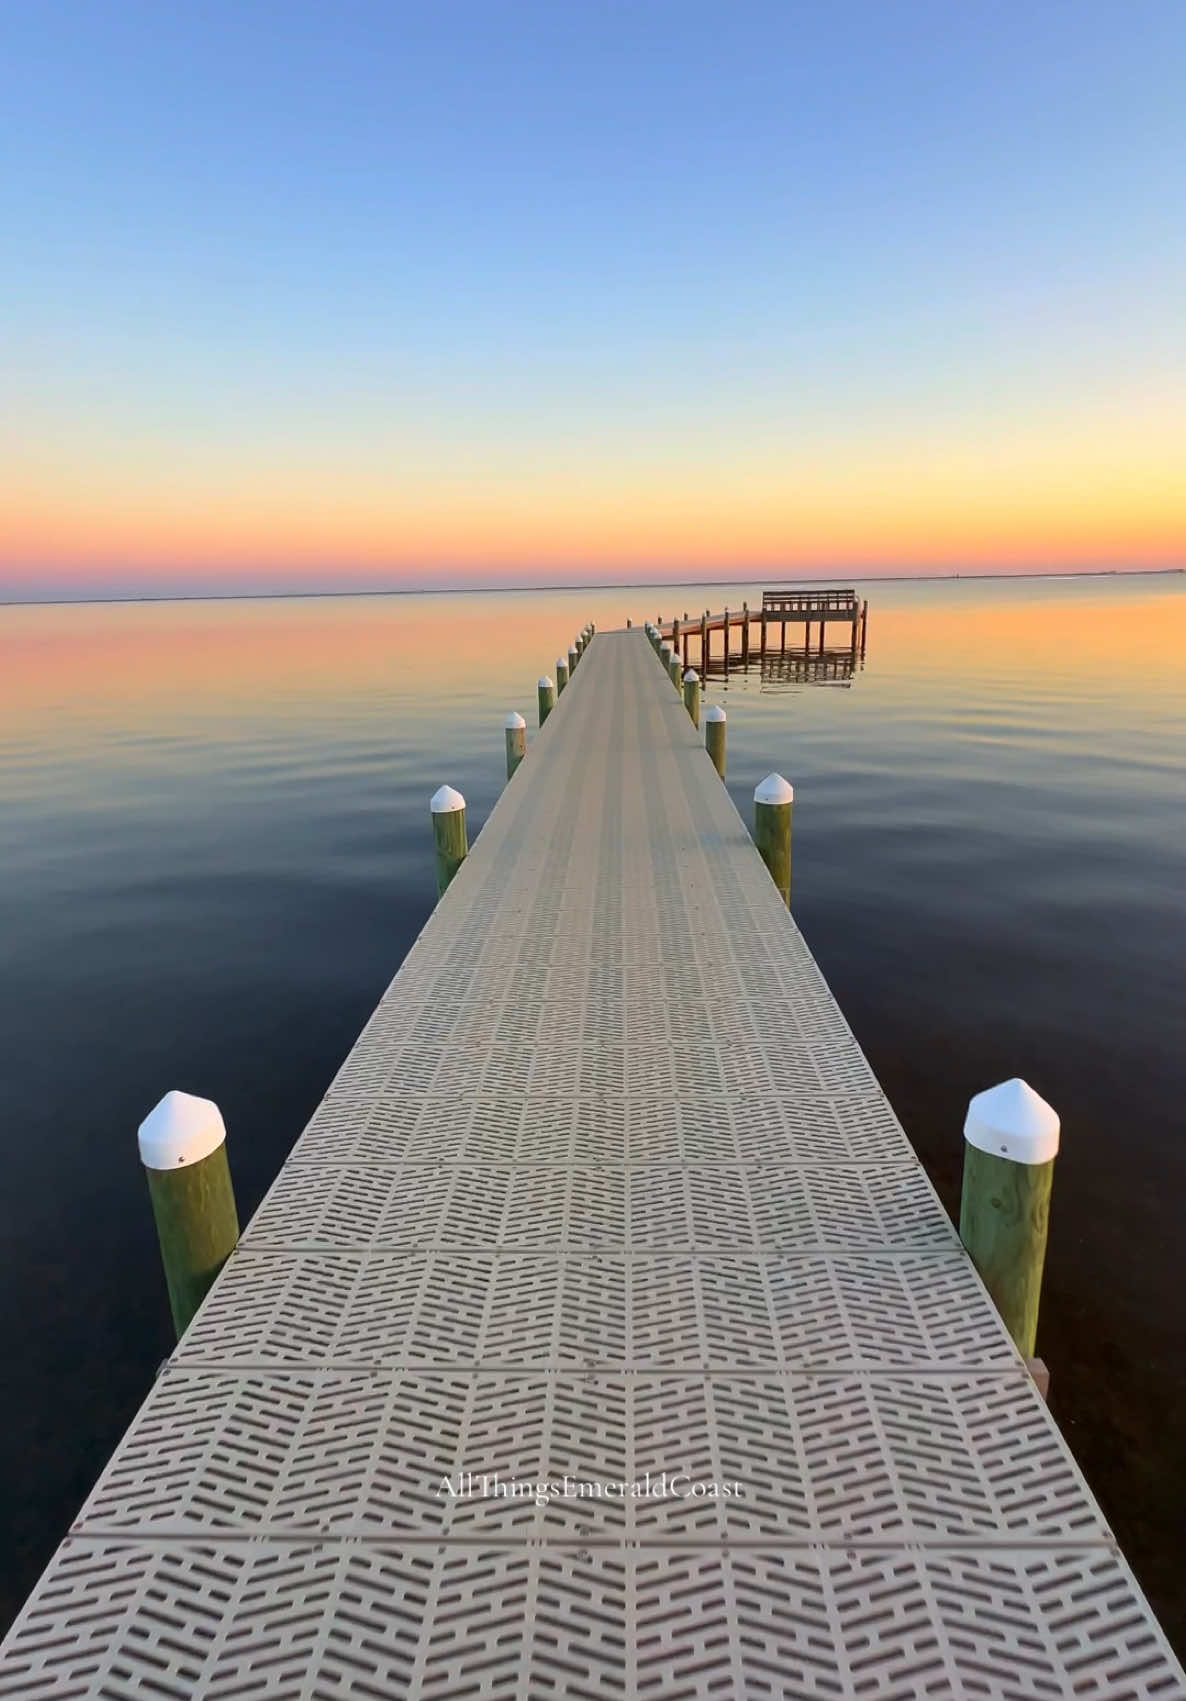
[
  {"x1": 741, "y1": 603, "x2": 750, "y2": 665},
  {"x1": 568, "y1": 642, "x2": 579, "y2": 676},
  {"x1": 139, "y1": 1090, "x2": 239, "y2": 1339},
  {"x1": 960, "y1": 1079, "x2": 1059, "y2": 1359},
  {"x1": 537, "y1": 675, "x2": 556, "y2": 726},
  {"x1": 705, "y1": 703, "x2": 726, "y2": 777},
  {"x1": 683, "y1": 668, "x2": 700, "y2": 727},
  {"x1": 668, "y1": 649, "x2": 682, "y2": 691},
  {"x1": 860, "y1": 599, "x2": 869, "y2": 660},
  {"x1": 431, "y1": 784, "x2": 468, "y2": 895},
  {"x1": 659, "y1": 641, "x2": 673, "y2": 678},
  {"x1": 754, "y1": 773, "x2": 793, "y2": 905},
  {"x1": 761, "y1": 610, "x2": 768, "y2": 659},
  {"x1": 504, "y1": 712, "x2": 526, "y2": 780},
  {"x1": 556, "y1": 654, "x2": 569, "y2": 693}
]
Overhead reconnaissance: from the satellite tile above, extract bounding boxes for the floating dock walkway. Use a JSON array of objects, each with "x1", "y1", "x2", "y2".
[{"x1": 2, "y1": 629, "x2": 1182, "y2": 1697}]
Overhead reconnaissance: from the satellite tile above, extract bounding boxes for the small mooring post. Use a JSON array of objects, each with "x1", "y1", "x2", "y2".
[
  {"x1": 537, "y1": 675, "x2": 556, "y2": 726},
  {"x1": 704, "y1": 703, "x2": 726, "y2": 776},
  {"x1": 960, "y1": 1078, "x2": 1059, "y2": 1361},
  {"x1": 139, "y1": 1090, "x2": 239, "y2": 1339},
  {"x1": 754, "y1": 773, "x2": 793, "y2": 905},
  {"x1": 668, "y1": 648, "x2": 682, "y2": 691},
  {"x1": 556, "y1": 654, "x2": 569, "y2": 693},
  {"x1": 683, "y1": 668, "x2": 701, "y2": 727},
  {"x1": 568, "y1": 642, "x2": 579, "y2": 676},
  {"x1": 659, "y1": 640, "x2": 673, "y2": 676},
  {"x1": 504, "y1": 711, "x2": 526, "y2": 780},
  {"x1": 430, "y1": 784, "x2": 468, "y2": 895}
]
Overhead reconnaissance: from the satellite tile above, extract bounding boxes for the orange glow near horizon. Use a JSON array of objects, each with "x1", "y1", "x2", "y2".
[{"x1": 4, "y1": 400, "x2": 1184, "y2": 588}]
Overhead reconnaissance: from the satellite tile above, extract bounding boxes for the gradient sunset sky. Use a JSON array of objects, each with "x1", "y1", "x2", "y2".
[{"x1": 2, "y1": 0, "x2": 1183, "y2": 599}]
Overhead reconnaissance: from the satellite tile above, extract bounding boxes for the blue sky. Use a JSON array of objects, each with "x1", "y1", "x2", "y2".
[{"x1": 2, "y1": 0, "x2": 1183, "y2": 592}]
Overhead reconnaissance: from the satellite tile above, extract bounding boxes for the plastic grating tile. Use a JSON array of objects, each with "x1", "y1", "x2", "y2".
[
  {"x1": 1, "y1": 1545, "x2": 1180, "y2": 1701},
  {"x1": 2, "y1": 630, "x2": 1181, "y2": 1697}
]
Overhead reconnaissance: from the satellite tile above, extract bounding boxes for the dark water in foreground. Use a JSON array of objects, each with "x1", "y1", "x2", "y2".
[{"x1": 1, "y1": 575, "x2": 1183, "y2": 1648}]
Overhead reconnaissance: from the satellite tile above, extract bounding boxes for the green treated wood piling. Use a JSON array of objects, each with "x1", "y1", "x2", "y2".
[
  {"x1": 430, "y1": 784, "x2": 468, "y2": 895},
  {"x1": 556, "y1": 655, "x2": 569, "y2": 693},
  {"x1": 538, "y1": 675, "x2": 556, "y2": 726},
  {"x1": 138, "y1": 1090, "x2": 240, "y2": 1339},
  {"x1": 704, "y1": 703, "x2": 726, "y2": 777},
  {"x1": 683, "y1": 668, "x2": 701, "y2": 727},
  {"x1": 754, "y1": 772, "x2": 793, "y2": 905},
  {"x1": 504, "y1": 711, "x2": 527, "y2": 781},
  {"x1": 960, "y1": 1079, "x2": 1059, "y2": 1358}
]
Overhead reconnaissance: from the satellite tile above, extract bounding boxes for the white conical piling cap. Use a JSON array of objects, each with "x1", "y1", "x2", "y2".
[
  {"x1": 430, "y1": 784, "x2": 466, "y2": 814},
  {"x1": 704, "y1": 704, "x2": 726, "y2": 723},
  {"x1": 556, "y1": 657, "x2": 567, "y2": 672},
  {"x1": 660, "y1": 642, "x2": 672, "y2": 658},
  {"x1": 138, "y1": 1090, "x2": 226, "y2": 1171},
  {"x1": 504, "y1": 711, "x2": 526, "y2": 730},
  {"x1": 754, "y1": 773, "x2": 794, "y2": 805},
  {"x1": 538, "y1": 675, "x2": 554, "y2": 690},
  {"x1": 965, "y1": 1078, "x2": 1060, "y2": 1164},
  {"x1": 683, "y1": 669, "x2": 700, "y2": 684}
]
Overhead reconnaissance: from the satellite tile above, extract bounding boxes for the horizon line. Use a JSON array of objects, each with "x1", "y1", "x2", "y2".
[{"x1": 1, "y1": 564, "x2": 1182, "y2": 611}]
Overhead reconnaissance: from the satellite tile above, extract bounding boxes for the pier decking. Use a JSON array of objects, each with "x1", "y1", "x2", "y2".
[{"x1": 2, "y1": 629, "x2": 1182, "y2": 1697}]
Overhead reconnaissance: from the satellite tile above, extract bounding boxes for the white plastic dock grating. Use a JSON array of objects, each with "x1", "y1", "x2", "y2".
[{"x1": 1, "y1": 631, "x2": 1181, "y2": 1699}]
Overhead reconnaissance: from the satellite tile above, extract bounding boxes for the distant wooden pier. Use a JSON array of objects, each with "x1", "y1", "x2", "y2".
[
  {"x1": 659, "y1": 586, "x2": 869, "y2": 671},
  {"x1": 1, "y1": 625, "x2": 1182, "y2": 1698}
]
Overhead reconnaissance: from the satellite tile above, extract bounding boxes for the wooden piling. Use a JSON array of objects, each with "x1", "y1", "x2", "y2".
[
  {"x1": 537, "y1": 675, "x2": 556, "y2": 726},
  {"x1": 753, "y1": 773, "x2": 793, "y2": 906},
  {"x1": 741, "y1": 603, "x2": 750, "y2": 665},
  {"x1": 683, "y1": 668, "x2": 701, "y2": 727},
  {"x1": 556, "y1": 655, "x2": 569, "y2": 692},
  {"x1": 704, "y1": 703, "x2": 726, "y2": 777},
  {"x1": 504, "y1": 711, "x2": 527, "y2": 780},
  {"x1": 139, "y1": 1091, "x2": 240, "y2": 1339},
  {"x1": 431, "y1": 784, "x2": 469, "y2": 895},
  {"x1": 960, "y1": 1079, "x2": 1059, "y2": 1358}
]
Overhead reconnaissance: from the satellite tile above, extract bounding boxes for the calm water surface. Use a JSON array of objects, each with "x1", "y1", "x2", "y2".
[{"x1": 1, "y1": 576, "x2": 1184, "y2": 1646}]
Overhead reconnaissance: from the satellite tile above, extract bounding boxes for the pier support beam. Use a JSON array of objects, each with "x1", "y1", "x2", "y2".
[
  {"x1": 683, "y1": 668, "x2": 700, "y2": 727},
  {"x1": 139, "y1": 1091, "x2": 239, "y2": 1339},
  {"x1": 754, "y1": 773, "x2": 793, "y2": 905},
  {"x1": 538, "y1": 675, "x2": 556, "y2": 726},
  {"x1": 504, "y1": 711, "x2": 526, "y2": 780},
  {"x1": 431, "y1": 784, "x2": 468, "y2": 895},
  {"x1": 705, "y1": 704, "x2": 726, "y2": 777},
  {"x1": 960, "y1": 1079, "x2": 1059, "y2": 1359}
]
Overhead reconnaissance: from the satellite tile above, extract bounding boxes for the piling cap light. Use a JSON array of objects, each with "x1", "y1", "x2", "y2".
[
  {"x1": 754, "y1": 773, "x2": 794, "y2": 806},
  {"x1": 138, "y1": 1090, "x2": 226, "y2": 1170},
  {"x1": 430, "y1": 784, "x2": 466, "y2": 814},
  {"x1": 965, "y1": 1078, "x2": 1060, "y2": 1165},
  {"x1": 504, "y1": 712, "x2": 526, "y2": 730}
]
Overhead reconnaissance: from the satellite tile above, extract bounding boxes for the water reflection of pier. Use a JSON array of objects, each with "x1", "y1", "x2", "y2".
[{"x1": 702, "y1": 647, "x2": 861, "y2": 689}]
